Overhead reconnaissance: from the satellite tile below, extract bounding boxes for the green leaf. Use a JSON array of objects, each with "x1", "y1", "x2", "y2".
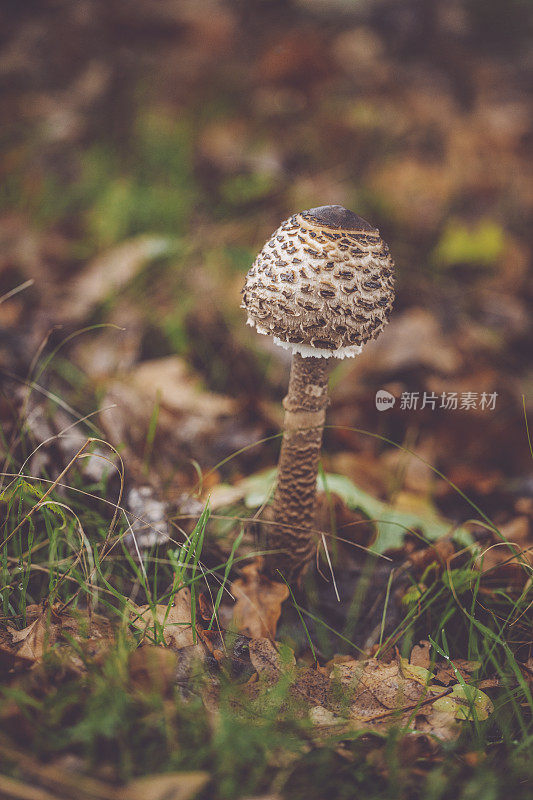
[
  {"x1": 432, "y1": 219, "x2": 505, "y2": 269},
  {"x1": 399, "y1": 655, "x2": 435, "y2": 685},
  {"x1": 450, "y1": 683, "x2": 494, "y2": 721},
  {"x1": 316, "y1": 473, "x2": 472, "y2": 553},
  {"x1": 237, "y1": 469, "x2": 472, "y2": 553},
  {"x1": 243, "y1": 468, "x2": 277, "y2": 508}
]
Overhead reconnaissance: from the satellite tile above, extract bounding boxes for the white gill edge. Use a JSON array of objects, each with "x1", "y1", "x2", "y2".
[
  {"x1": 273, "y1": 337, "x2": 363, "y2": 359},
  {"x1": 247, "y1": 316, "x2": 363, "y2": 358}
]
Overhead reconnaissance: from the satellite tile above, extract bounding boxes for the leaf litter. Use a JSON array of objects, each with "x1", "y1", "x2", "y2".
[
  {"x1": 2, "y1": 587, "x2": 496, "y2": 751},
  {"x1": 231, "y1": 558, "x2": 289, "y2": 639}
]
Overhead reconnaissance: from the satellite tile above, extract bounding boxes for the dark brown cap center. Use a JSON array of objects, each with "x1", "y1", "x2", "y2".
[{"x1": 302, "y1": 205, "x2": 378, "y2": 232}]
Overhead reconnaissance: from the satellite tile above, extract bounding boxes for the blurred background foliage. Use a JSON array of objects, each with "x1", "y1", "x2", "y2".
[{"x1": 0, "y1": 0, "x2": 532, "y2": 507}]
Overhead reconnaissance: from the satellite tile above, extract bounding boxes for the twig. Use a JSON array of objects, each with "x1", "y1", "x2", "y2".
[{"x1": 362, "y1": 686, "x2": 453, "y2": 723}]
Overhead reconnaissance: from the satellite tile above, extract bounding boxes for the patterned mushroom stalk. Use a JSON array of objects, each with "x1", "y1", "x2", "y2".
[{"x1": 242, "y1": 205, "x2": 394, "y2": 579}]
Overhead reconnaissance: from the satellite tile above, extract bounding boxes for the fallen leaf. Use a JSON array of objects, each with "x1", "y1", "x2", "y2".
[
  {"x1": 433, "y1": 659, "x2": 481, "y2": 686},
  {"x1": 255, "y1": 29, "x2": 332, "y2": 84},
  {"x1": 309, "y1": 705, "x2": 341, "y2": 726},
  {"x1": 450, "y1": 683, "x2": 494, "y2": 721},
  {"x1": 70, "y1": 299, "x2": 145, "y2": 379},
  {"x1": 477, "y1": 516, "x2": 532, "y2": 572},
  {"x1": 324, "y1": 654, "x2": 493, "y2": 739},
  {"x1": 7, "y1": 605, "x2": 63, "y2": 664},
  {"x1": 9, "y1": 615, "x2": 49, "y2": 662},
  {"x1": 5, "y1": 604, "x2": 116, "y2": 672},
  {"x1": 61, "y1": 235, "x2": 173, "y2": 322},
  {"x1": 120, "y1": 771, "x2": 209, "y2": 800},
  {"x1": 0, "y1": 635, "x2": 35, "y2": 673},
  {"x1": 399, "y1": 656, "x2": 434, "y2": 686},
  {"x1": 315, "y1": 491, "x2": 375, "y2": 549},
  {"x1": 347, "y1": 659, "x2": 425, "y2": 715},
  {"x1": 290, "y1": 666, "x2": 330, "y2": 708},
  {"x1": 99, "y1": 357, "x2": 238, "y2": 480},
  {"x1": 350, "y1": 308, "x2": 461, "y2": 374},
  {"x1": 410, "y1": 640, "x2": 431, "y2": 670},
  {"x1": 130, "y1": 588, "x2": 195, "y2": 649},
  {"x1": 321, "y1": 475, "x2": 471, "y2": 553},
  {"x1": 414, "y1": 708, "x2": 461, "y2": 742},
  {"x1": 407, "y1": 539, "x2": 455, "y2": 574},
  {"x1": 198, "y1": 592, "x2": 214, "y2": 622},
  {"x1": 127, "y1": 357, "x2": 236, "y2": 419},
  {"x1": 231, "y1": 559, "x2": 289, "y2": 639},
  {"x1": 215, "y1": 469, "x2": 472, "y2": 552},
  {"x1": 248, "y1": 638, "x2": 295, "y2": 678}
]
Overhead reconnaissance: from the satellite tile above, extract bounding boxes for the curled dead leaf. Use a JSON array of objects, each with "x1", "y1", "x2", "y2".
[
  {"x1": 6, "y1": 605, "x2": 115, "y2": 671},
  {"x1": 130, "y1": 587, "x2": 195, "y2": 650},
  {"x1": 231, "y1": 558, "x2": 289, "y2": 639},
  {"x1": 9, "y1": 614, "x2": 50, "y2": 663}
]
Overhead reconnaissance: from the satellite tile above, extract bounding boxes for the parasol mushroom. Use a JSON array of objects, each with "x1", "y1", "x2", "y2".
[{"x1": 241, "y1": 205, "x2": 395, "y2": 579}]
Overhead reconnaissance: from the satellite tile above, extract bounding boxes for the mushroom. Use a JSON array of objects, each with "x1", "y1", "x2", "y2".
[{"x1": 241, "y1": 205, "x2": 395, "y2": 579}]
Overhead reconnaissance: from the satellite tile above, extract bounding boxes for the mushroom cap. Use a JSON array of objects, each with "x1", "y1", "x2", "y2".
[{"x1": 241, "y1": 205, "x2": 395, "y2": 358}]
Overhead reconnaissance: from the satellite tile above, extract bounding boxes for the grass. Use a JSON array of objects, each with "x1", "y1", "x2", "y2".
[{"x1": 0, "y1": 386, "x2": 531, "y2": 800}]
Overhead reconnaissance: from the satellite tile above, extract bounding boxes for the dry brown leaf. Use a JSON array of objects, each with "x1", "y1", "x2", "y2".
[
  {"x1": 0, "y1": 741, "x2": 119, "y2": 800},
  {"x1": 433, "y1": 659, "x2": 481, "y2": 686},
  {"x1": 4, "y1": 606, "x2": 115, "y2": 672},
  {"x1": 61, "y1": 236, "x2": 171, "y2": 322},
  {"x1": 315, "y1": 491, "x2": 375, "y2": 549},
  {"x1": 0, "y1": 635, "x2": 35, "y2": 673},
  {"x1": 477, "y1": 517, "x2": 532, "y2": 573},
  {"x1": 0, "y1": 774, "x2": 59, "y2": 800},
  {"x1": 7, "y1": 605, "x2": 63, "y2": 664},
  {"x1": 407, "y1": 539, "x2": 455, "y2": 575},
  {"x1": 410, "y1": 640, "x2": 431, "y2": 670},
  {"x1": 322, "y1": 654, "x2": 493, "y2": 739},
  {"x1": 120, "y1": 771, "x2": 209, "y2": 800},
  {"x1": 310, "y1": 705, "x2": 341, "y2": 726},
  {"x1": 248, "y1": 638, "x2": 295, "y2": 678},
  {"x1": 291, "y1": 667, "x2": 330, "y2": 707},
  {"x1": 99, "y1": 357, "x2": 238, "y2": 481},
  {"x1": 130, "y1": 588, "x2": 195, "y2": 649},
  {"x1": 351, "y1": 308, "x2": 461, "y2": 375},
  {"x1": 231, "y1": 559, "x2": 289, "y2": 639},
  {"x1": 128, "y1": 357, "x2": 236, "y2": 418},
  {"x1": 335, "y1": 659, "x2": 425, "y2": 719},
  {"x1": 9, "y1": 615, "x2": 49, "y2": 662},
  {"x1": 381, "y1": 441, "x2": 436, "y2": 495}
]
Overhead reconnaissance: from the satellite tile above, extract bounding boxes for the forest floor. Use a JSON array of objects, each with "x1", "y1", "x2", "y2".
[{"x1": 0, "y1": 2, "x2": 532, "y2": 798}]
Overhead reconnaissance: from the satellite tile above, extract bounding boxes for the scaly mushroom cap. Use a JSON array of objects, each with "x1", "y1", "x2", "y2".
[{"x1": 241, "y1": 205, "x2": 395, "y2": 358}]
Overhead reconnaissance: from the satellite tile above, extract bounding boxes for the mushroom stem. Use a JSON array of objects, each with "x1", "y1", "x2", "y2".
[{"x1": 266, "y1": 353, "x2": 331, "y2": 579}]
